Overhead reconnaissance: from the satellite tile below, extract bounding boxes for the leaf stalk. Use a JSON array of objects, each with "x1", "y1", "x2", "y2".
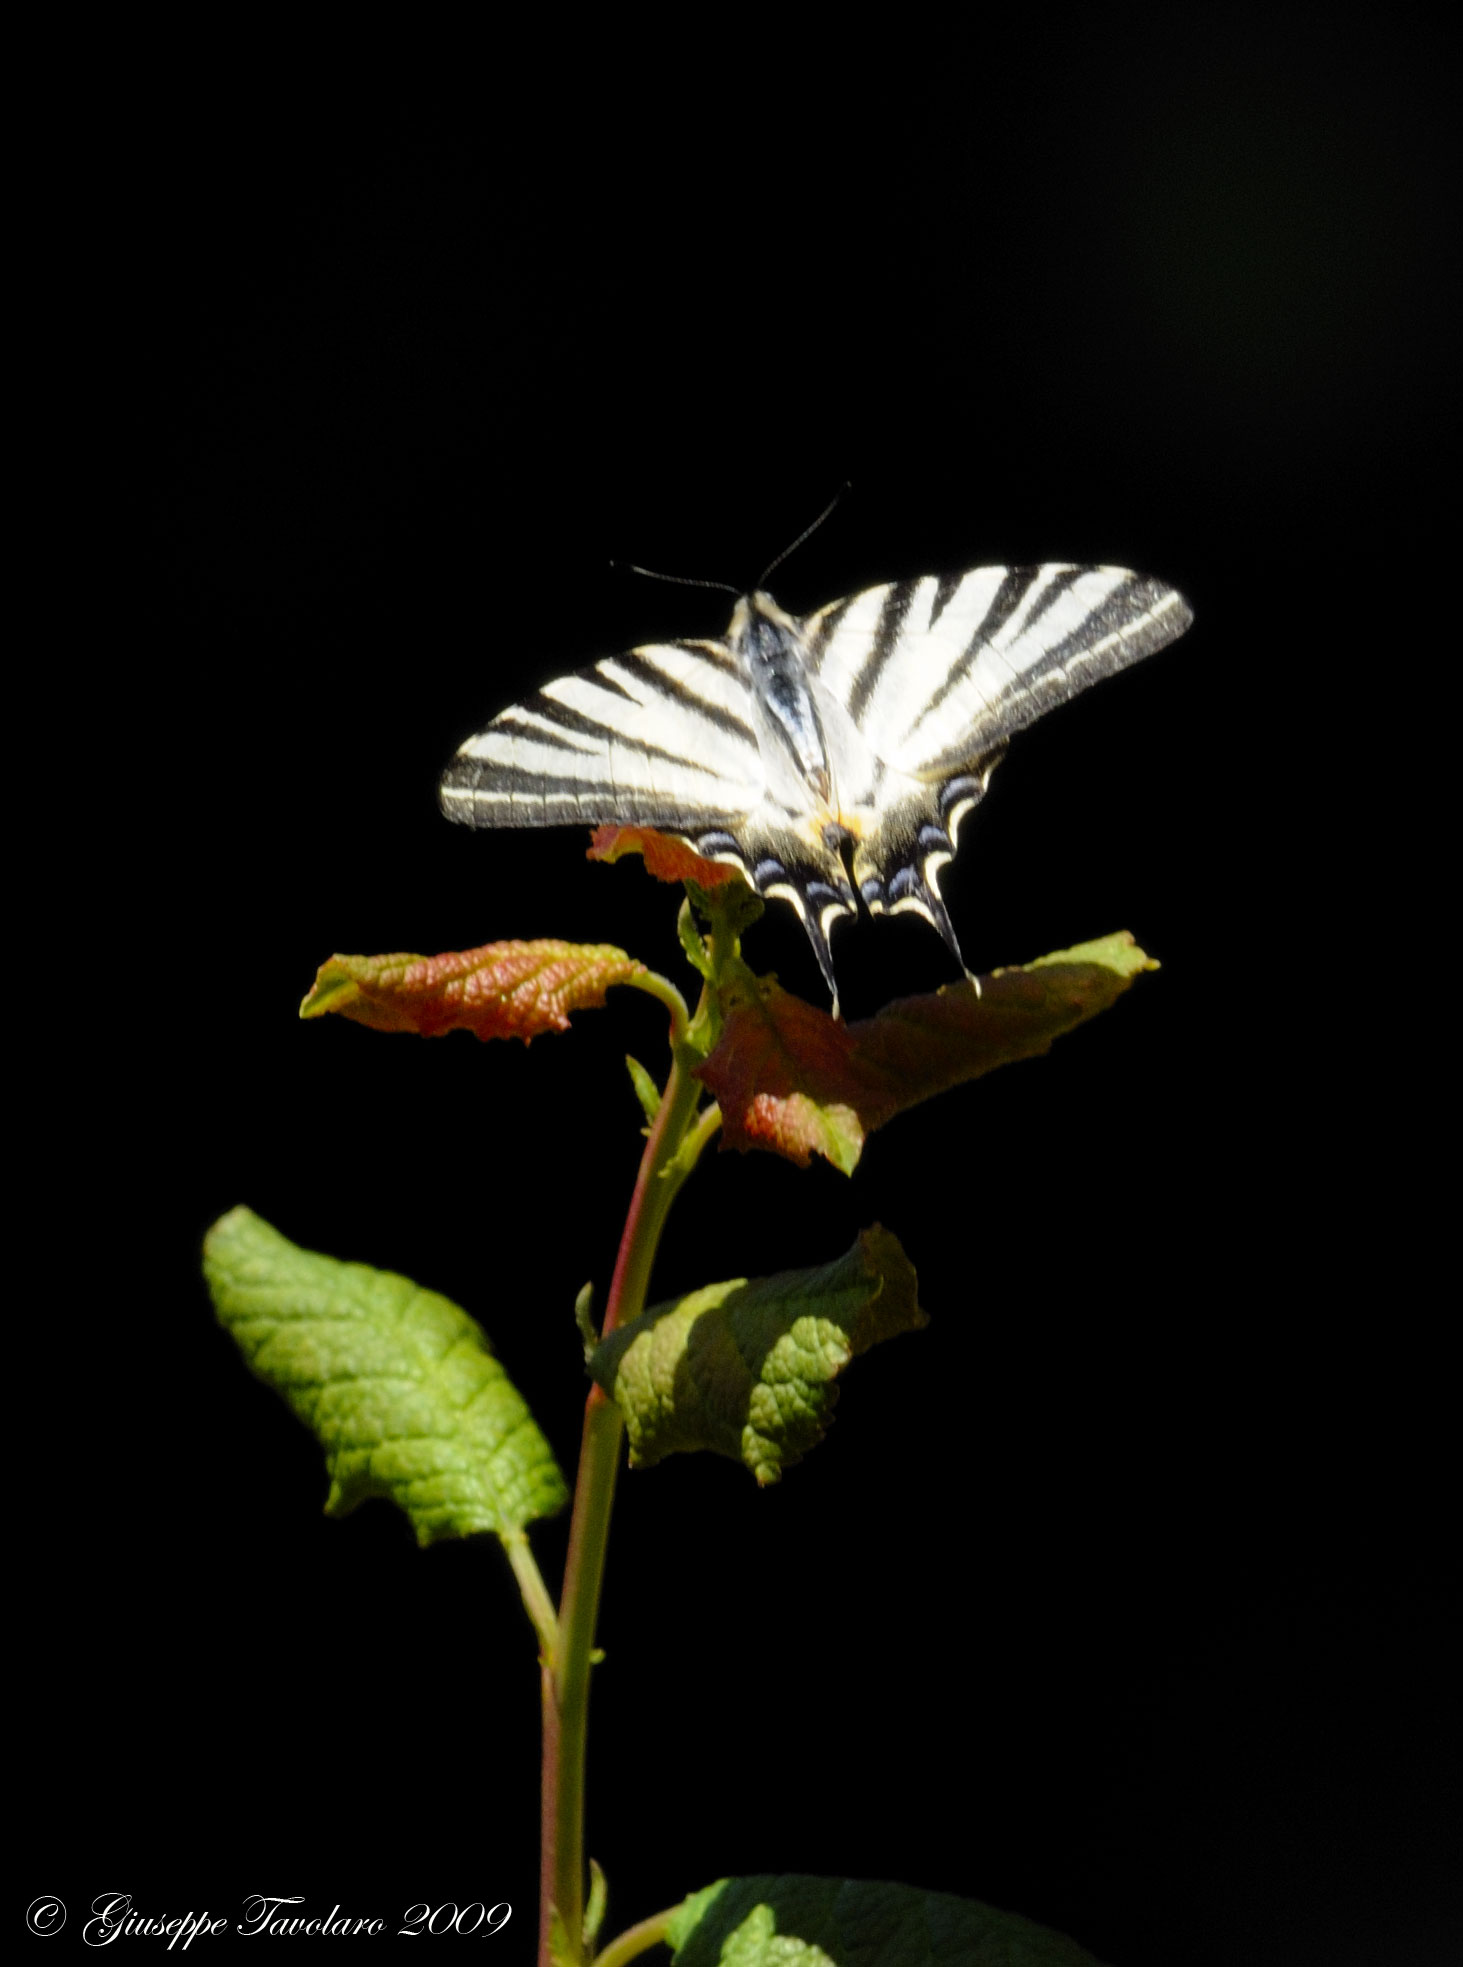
[
  {"x1": 503, "y1": 1530, "x2": 558, "y2": 1660},
  {"x1": 591, "y1": 1905, "x2": 677, "y2": 1966}
]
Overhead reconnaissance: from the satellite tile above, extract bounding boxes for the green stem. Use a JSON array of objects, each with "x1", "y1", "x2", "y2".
[{"x1": 539, "y1": 1020, "x2": 706, "y2": 1965}]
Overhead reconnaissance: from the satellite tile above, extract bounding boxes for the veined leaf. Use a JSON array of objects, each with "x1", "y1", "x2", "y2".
[
  {"x1": 589, "y1": 1227, "x2": 925, "y2": 1484},
  {"x1": 698, "y1": 933, "x2": 1156, "y2": 1173},
  {"x1": 666, "y1": 1875, "x2": 1109, "y2": 1965},
  {"x1": 203, "y1": 1207, "x2": 568, "y2": 1545},
  {"x1": 587, "y1": 824, "x2": 747, "y2": 889},
  {"x1": 300, "y1": 938, "x2": 644, "y2": 1042}
]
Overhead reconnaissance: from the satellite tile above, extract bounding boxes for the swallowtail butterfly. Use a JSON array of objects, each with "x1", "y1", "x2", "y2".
[{"x1": 440, "y1": 564, "x2": 1192, "y2": 1008}]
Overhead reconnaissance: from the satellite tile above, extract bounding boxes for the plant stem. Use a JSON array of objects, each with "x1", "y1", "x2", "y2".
[{"x1": 539, "y1": 1021, "x2": 706, "y2": 1966}]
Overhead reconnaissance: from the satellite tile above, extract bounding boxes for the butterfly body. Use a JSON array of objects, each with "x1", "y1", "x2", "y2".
[{"x1": 441, "y1": 565, "x2": 1193, "y2": 1005}]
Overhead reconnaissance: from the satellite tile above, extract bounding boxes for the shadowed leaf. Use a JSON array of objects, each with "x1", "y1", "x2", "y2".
[
  {"x1": 589, "y1": 1227, "x2": 925, "y2": 1484},
  {"x1": 666, "y1": 1875, "x2": 1109, "y2": 1965},
  {"x1": 698, "y1": 933, "x2": 1156, "y2": 1173},
  {"x1": 203, "y1": 1207, "x2": 568, "y2": 1545},
  {"x1": 300, "y1": 939, "x2": 644, "y2": 1042}
]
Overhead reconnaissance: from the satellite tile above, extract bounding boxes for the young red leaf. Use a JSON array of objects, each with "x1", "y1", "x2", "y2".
[
  {"x1": 587, "y1": 824, "x2": 746, "y2": 889},
  {"x1": 300, "y1": 939, "x2": 645, "y2": 1043},
  {"x1": 697, "y1": 933, "x2": 1156, "y2": 1172}
]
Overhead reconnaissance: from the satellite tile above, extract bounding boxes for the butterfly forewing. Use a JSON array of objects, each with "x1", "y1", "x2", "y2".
[
  {"x1": 804, "y1": 565, "x2": 1192, "y2": 779},
  {"x1": 439, "y1": 638, "x2": 764, "y2": 832},
  {"x1": 897, "y1": 567, "x2": 1190, "y2": 777}
]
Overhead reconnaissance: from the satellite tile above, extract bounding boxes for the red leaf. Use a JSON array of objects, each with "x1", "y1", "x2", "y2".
[
  {"x1": 697, "y1": 934, "x2": 1155, "y2": 1172},
  {"x1": 300, "y1": 939, "x2": 645, "y2": 1043},
  {"x1": 587, "y1": 825, "x2": 746, "y2": 889}
]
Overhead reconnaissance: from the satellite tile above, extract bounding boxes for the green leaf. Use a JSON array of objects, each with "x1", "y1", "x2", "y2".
[
  {"x1": 626, "y1": 1053, "x2": 662, "y2": 1125},
  {"x1": 588, "y1": 1228, "x2": 925, "y2": 1484},
  {"x1": 203, "y1": 1207, "x2": 568, "y2": 1545},
  {"x1": 300, "y1": 938, "x2": 645, "y2": 1042},
  {"x1": 583, "y1": 1860, "x2": 608, "y2": 1953},
  {"x1": 677, "y1": 899, "x2": 714, "y2": 980},
  {"x1": 547, "y1": 1906, "x2": 575, "y2": 1966},
  {"x1": 575, "y1": 1281, "x2": 599, "y2": 1361},
  {"x1": 665, "y1": 1876, "x2": 1109, "y2": 1965},
  {"x1": 698, "y1": 933, "x2": 1156, "y2": 1173}
]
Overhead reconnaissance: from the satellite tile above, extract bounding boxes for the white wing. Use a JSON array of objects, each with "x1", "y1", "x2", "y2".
[
  {"x1": 797, "y1": 564, "x2": 1192, "y2": 963},
  {"x1": 804, "y1": 564, "x2": 1191, "y2": 779},
  {"x1": 440, "y1": 638, "x2": 765, "y2": 832}
]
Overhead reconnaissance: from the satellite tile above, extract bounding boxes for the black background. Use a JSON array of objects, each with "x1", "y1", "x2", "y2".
[{"x1": 29, "y1": 15, "x2": 1456, "y2": 1964}]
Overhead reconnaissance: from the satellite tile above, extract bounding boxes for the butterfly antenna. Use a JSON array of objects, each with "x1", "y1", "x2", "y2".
[
  {"x1": 756, "y1": 481, "x2": 852, "y2": 588},
  {"x1": 610, "y1": 559, "x2": 740, "y2": 598}
]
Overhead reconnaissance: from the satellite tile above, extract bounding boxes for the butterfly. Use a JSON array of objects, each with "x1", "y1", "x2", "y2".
[{"x1": 440, "y1": 563, "x2": 1192, "y2": 1008}]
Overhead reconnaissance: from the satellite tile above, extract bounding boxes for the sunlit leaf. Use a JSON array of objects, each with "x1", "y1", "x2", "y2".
[
  {"x1": 300, "y1": 939, "x2": 644, "y2": 1042},
  {"x1": 203, "y1": 1207, "x2": 568, "y2": 1545}
]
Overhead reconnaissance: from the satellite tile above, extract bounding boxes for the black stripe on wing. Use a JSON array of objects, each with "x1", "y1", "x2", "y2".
[
  {"x1": 927, "y1": 570, "x2": 965, "y2": 629},
  {"x1": 607, "y1": 649, "x2": 759, "y2": 746},
  {"x1": 847, "y1": 581, "x2": 920, "y2": 724},
  {"x1": 438, "y1": 760, "x2": 753, "y2": 830},
  {"x1": 495, "y1": 689, "x2": 742, "y2": 777}
]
